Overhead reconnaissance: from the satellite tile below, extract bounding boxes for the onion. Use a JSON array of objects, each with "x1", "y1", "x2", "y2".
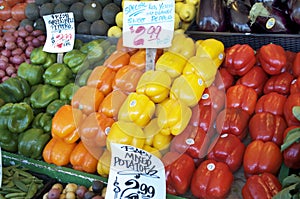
[
  {"x1": 0, "y1": 60, "x2": 8, "y2": 70},
  {"x1": 0, "y1": 69, "x2": 6, "y2": 78},
  {"x1": 10, "y1": 54, "x2": 25, "y2": 65},
  {"x1": 5, "y1": 41, "x2": 17, "y2": 50},
  {"x1": 11, "y1": 48, "x2": 22, "y2": 56},
  {"x1": 25, "y1": 46, "x2": 34, "y2": 58},
  {"x1": 2, "y1": 76, "x2": 10, "y2": 82},
  {"x1": 1, "y1": 49, "x2": 12, "y2": 57},
  {"x1": 6, "y1": 65, "x2": 16, "y2": 76}
]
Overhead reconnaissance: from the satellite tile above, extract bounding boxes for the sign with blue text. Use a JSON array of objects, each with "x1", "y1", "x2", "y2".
[
  {"x1": 43, "y1": 12, "x2": 75, "y2": 53},
  {"x1": 123, "y1": 0, "x2": 175, "y2": 48},
  {"x1": 106, "y1": 143, "x2": 166, "y2": 199}
]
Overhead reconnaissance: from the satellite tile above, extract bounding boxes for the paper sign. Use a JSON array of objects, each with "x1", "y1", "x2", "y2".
[
  {"x1": 43, "y1": 12, "x2": 75, "y2": 53},
  {"x1": 106, "y1": 143, "x2": 166, "y2": 199},
  {"x1": 123, "y1": 0, "x2": 175, "y2": 48}
]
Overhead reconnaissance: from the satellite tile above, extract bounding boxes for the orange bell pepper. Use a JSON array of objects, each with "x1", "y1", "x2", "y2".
[
  {"x1": 71, "y1": 86, "x2": 104, "y2": 115},
  {"x1": 129, "y1": 49, "x2": 146, "y2": 71},
  {"x1": 116, "y1": 37, "x2": 138, "y2": 56},
  {"x1": 42, "y1": 137, "x2": 77, "y2": 166},
  {"x1": 103, "y1": 50, "x2": 131, "y2": 71},
  {"x1": 70, "y1": 141, "x2": 99, "y2": 173},
  {"x1": 79, "y1": 112, "x2": 115, "y2": 159},
  {"x1": 98, "y1": 90, "x2": 128, "y2": 119},
  {"x1": 52, "y1": 105, "x2": 86, "y2": 144},
  {"x1": 86, "y1": 66, "x2": 116, "y2": 96},
  {"x1": 112, "y1": 64, "x2": 144, "y2": 94}
]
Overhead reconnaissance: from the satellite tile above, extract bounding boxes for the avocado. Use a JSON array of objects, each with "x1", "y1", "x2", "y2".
[
  {"x1": 113, "y1": 0, "x2": 121, "y2": 7},
  {"x1": 61, "y1": 0, "x2": 79, "y2": 6},
  {"x1": 19, "y1": 19, "x2": 34, "y2": 28},
  {"x1": 52, "y1": 0, "x2": 62, "y2": 4},
  {"x1": 54, "y1": 3, "x2": 69, "y2": 13},
  {"x1": 25, "y1": 3, "x2": 40, "y2": 21},
  {"x1": 39, "y1": 3, "x2": 55, "y2": 17},
  {"x1": 96, "y1": 0, "x2": 112, "y2": 8},
  {"x1": 90, "y1": 19, "x2": 109, "y2": 36},
  {"x1": 69, "y1": 2, "x2": 85, "y2": 22},
  {"x1": 77, "y1": 21, "x2": 91, "y2": 34},
  {"x1": 83, "y1": 1, "x2": 102, "y2": 22},
  {"x1": 102, "y1": 3, "x2": 120, "y2": 25},
  {"x1": 35, "y1": 0, "x2": 51, "y2": 6},
  {"x1": 34, "y1": 18, "x2": 46, "y2": 32}
]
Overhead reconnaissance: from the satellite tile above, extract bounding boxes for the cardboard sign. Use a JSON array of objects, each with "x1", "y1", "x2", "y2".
[
  {"x1": 43, "y1": 12, "x2": 75, "y2": 53},
  {"x1": 106, "y1": 143, "x2": 166, "y2": 199},
  {"x1": 123, "y1": 0, "x2": 175, "y2": 48}
]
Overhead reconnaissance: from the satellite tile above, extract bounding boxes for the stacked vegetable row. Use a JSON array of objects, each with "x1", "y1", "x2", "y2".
[{"x1": 0, "y1": 38, "x2": 117, "y2": 161}]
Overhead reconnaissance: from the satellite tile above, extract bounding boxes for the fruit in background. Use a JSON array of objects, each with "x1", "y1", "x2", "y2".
[
  {"x1": 107, "y1": 25, "x2": 122, "y2": 37},
  {"x1": 175, "y1": 2, "x2": 184, "y2": 14},
  {"x1": 90, "y1": 20, "x2": 109, "y2": 36},
  {"x1": 39, "y1": 3, "x2": 55, "y2": 17},
  {"x1": 83, "y1": 2, "x2": 102, "y2": 22},
  {"x1": 102, "y1": 2, "x2": 121, "y2": 25},
  {"x1": 25, "y1": 3, "x2": 39, "y2": 21},
  {"x1": 77, "y1": 21, "x2": 91, "y2": 34},
  {"x1": 174, "y1": 13, "x2": 182, "y2": 30},
  {"x1": 115, "y1": 11, "x2": 123, "y2": 28},
  {"x1": 178, "y1": 3, "x2": 196, "y2": 22},
  {"x1": 69, "y1": 2, "x2": 85, "y2": 23},
  {"x1": 54, "y1": 2, "x2": 69, "y2": 14}
]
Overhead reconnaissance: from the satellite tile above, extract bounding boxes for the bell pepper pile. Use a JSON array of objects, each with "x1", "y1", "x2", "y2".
[{"x1": 0, "y1": 38, "x2": 117, "y2": 162}]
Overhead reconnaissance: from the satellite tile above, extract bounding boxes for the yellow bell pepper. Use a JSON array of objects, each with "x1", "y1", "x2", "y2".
[
  {"x1": 170, "y1": 73, "x2": 206, "y2": 107},
  {"x1": 97, "y1": 149, "x2": 111, "y2": 177},
  {"x1": 155, "y1": 98, "x2": 192, "y2": 136},
  {"x1": 196, "y1": 38, "x2": 225, "y2": 67},
  {"x1": 183, "y1": 56, "x2": 218, "y2": 87},
  {"x1": 106, "y1": 121, "x2": 145, "y2": 151},
  {"x1": 168, "y1": 33, "x2": 196, "y2": 59},
  {"x1": 118, "y1": 92, "x2": 155, "y2": 127},
  {"x1": 155, "y1": 51, "x2": 187, "y2": 79},
  {"x1": 143, "y1": 144, "x2": 162, "y2": 159},
  {"x1": 136, "y1": 70, "x2": 172, "y2": 103},
  {"x1": 178, "y1": 3, "x2": 196, "y2": 23}
]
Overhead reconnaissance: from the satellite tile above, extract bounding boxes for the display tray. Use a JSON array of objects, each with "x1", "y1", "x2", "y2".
[
  {"x1": 186, "y1": 22, "x2": 300, "y2": 52},
  {"x1": 2, "y1": 151, "x2": 185, "y2": 199}
]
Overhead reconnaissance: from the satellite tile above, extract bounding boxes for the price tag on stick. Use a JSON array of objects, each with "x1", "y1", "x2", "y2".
[
  {"x1": 43, "y1": 12, "x2": 75, "y2": 62},
  {"x1": 106, "y1": 143, "x2": 166, "y2": 199},
  {"x1": 123, "y1": 0, "x2": 175, "y2": 49}
]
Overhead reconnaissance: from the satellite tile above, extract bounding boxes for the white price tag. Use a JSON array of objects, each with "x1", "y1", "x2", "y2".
[
  {"x1": 123, "y1": 0, "x2": 175, "y2": 48},
  {"x1": 106, "y1": 143, "x2": 166, "y2": 199},
  {"x1": 43, "y1": 12, "x2": 75, "y2": 53}
]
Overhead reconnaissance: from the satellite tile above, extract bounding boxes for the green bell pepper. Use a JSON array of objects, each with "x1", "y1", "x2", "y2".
[
  {"x1": 32, "y1": 112, "x2": 52, "y2": 133},
  {"x1": 0, "y1": 76, "x2": 30, "y2": 103},
  {"x1": 30, "y1": 84, "x2": 59, "y2": 109},
  {"x1": 18, "y1": 128, "x2": 50, "y2": 159},
  {"x1": 46, "y1": 99, "x2": 68, "y2": 115},
  {"x1": 74, "y1": 38, "x2": 84, "y2": 50},
  {"x1": 43, "y1": 53, "x2": 57, "y2": 69},
  {"x1": 30, "y1": 46, "x2": 48, "y2": 65},
  {"x1": 63, "y1": 49, "x2": 89, "y2": 74},
  {"x1": 17, "y1": 63, "x2": 44, "y2": 86},
  {"x1": 60, "y1": 82, "x2": 80, "y2": 102},
  {"x1": 43, "y1": 63, "x2": 73, "y2": 87},
  {"x1": 0, "y1": 102, "x2": 34, "y2": 133},
  {"x1": 80, "y1": 39, "x2": 104, "y2": 54},
  {"x1": 76, "y1": 69, "x2": 92, "y2": 87},
  {"x1": 0, "y1": 128, "x2": 18, "y2": 152}
]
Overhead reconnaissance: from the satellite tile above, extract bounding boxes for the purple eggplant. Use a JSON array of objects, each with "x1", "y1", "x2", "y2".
[
  {"x1": 196, "y1": 0, "x2": 226, "y2": 32},
  {"x1": 226, "y1": 0, "x2": 252, "y2": 32},
  {"x1": 249, "y1": 2, "x2": 292, "y2": 33},
  {"x1": 288, "y1": 0, "x2": 300, "y2": 25}
]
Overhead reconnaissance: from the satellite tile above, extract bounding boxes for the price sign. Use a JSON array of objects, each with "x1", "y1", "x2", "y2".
[
  {"x1": 43, "y1": 12, "x2": 75, "y2": 53},
  {"x1": 123, "y1": 0, "x2": 175, "y2": 48},
  {"x1": 106, "y1": 143, "x2": 166, "y2": 199}
]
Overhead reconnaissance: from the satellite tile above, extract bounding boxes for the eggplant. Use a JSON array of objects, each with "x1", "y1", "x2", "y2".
[
  {"x1": 226, "y1": 0, "x2": 252, "y2": 32},
  {"x1": 196, "y1": 0, "x2": 226, "y2": 32},
  {"x1": 249, "y1": 2, "x2": 291, "y2": 33},
  {"x1": 288, "y1": 0, "x2": 300, "y2": 25}
]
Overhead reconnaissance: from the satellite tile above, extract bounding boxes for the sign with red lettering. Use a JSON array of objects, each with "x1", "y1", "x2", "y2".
[
  {"x1": 43, "y1": 12, "x2": 75, "y2": 53},
  {"x1": 123, "y1": 0, "x2": 174, "y2": 48}
]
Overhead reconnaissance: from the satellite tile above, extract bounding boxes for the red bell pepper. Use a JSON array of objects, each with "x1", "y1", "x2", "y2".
[
  {"x1": 216, "y1": 107, "x2": 250, "y2": 140},
  {"x1": 190, "y1": 159, "x2": 234, "y2": 199},
  {"x1": 170, "y1": 125, "x2": 210, "y2": 159},
  {"x1": 290, "y1": 76, "x2": 300, "y2": 94},
  {"x1": 207, "y1": 133, "x2": 245, "y2": 172},
  {"x1": 162, "y1": 151, "x2": 196, "y2": 195},
  {"x1": 258, "y1": 43, "x2": 287, "y2": 75},
  {"x1": 198, "y1": 85, "x2": 226, "y2": 114},
  {"x1": 236, "y1": 66, "x2": 268, "y2": 96},
  {"x1": 243, "y1": 140, "x2": 282, "y2": 178},
  {"x1": 284, "y1": 50, "x2": 296, "y2": 75},
  {"x1": 292, "y1": 51, "x2": 300, "y2": 77},
  {"x1": 283, "y1": 92, "x2": 300, "y2": 126},
  {"x1": 189, "y1": 104, "x2": 217, "y2": 132},
  {"x1": 282, "y1": 126, "x2": 300, "y2": 169},
  {"x1": 213, "y1": 67, "x2": 235, "y2": 91},
  {"x1": 226, "y1": 84, "x2": 258, "y2": 115},
  {"x1": 249, "y1": 112, "x2": 287, "y2": 146},
  {"x1": 242, "y1": 172, "x2": 282, "y2": 199},
  {"x1": 263, "y1": 72, "x2": 294, "y2": 95},
  {"x1": 255, "y1": 92, "x2": 287, "y2": 116},
  {"x1": 223, "y1": 44, "x2": 256, "y2": 76}
]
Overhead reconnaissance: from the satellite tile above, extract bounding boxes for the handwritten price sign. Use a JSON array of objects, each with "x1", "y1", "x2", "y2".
[
  {"x1": 106, "y1": 144, "x2": 166, "y2": 199},
  {"x1": 43, "y1": 12, "x2": 75, "y2": 53},
  {"x1": 123, "y1": 0, "x2": 175, "y2": 48}
]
